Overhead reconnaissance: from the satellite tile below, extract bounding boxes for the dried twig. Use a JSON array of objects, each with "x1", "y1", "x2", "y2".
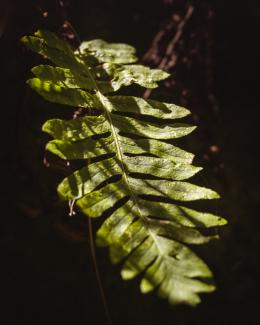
[{"x1": 143, "y1": 3, "x2": 194, "y2": 99}]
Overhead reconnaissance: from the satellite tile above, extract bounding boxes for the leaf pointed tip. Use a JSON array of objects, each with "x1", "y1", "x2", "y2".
[
  {"x1": 31, "y1": 66, "x2": 39, "y2": 74},
  {"x1": 203, "y1": 187, "x2": 221, "y2": 200},
  {"x1": 162, "y1": 71, "x2": 171, "y2": 79},
  {"x1": 218, "y1": 217, "x2": 228, "y2": 226},
  {"x1": 20, "y1": 36, "x2": 27, "y2": 44},
  {"x1": 195, "y1": 166, "x2": 203, "y2": 174},
  {"x1": 121, "y1": 269, "x2": 135, "y2": 280},
  {"x1": 41, "y1": 121, "x2": 48, "y2": 133},
  {"x1": 140, "y1": 279, "x2": 154, "y2": 294},
  {"x1": 212, "y1": 191, "x2": 221, "y2": 199},
  {"x1": 34, "y1": 30, "x2": 42, "y2": 37},
  {"x1": 26, "y1": 78, "x2": 34, "y2": 88}
]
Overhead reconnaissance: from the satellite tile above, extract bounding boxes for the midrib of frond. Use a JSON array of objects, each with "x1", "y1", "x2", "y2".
[{"x1": 84, "y1": 65, "x2": 164, "y2": 255}]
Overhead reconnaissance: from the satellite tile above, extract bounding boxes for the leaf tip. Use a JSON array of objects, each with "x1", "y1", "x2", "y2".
[
  {"x1": 31, "y1": 65, "x2": 39, "y2": 75},
  {"x1": 162, "y1": 71, "x2": 171, "y2": 79},
  {"x1": 121, "y1": 268, "x2": 135, "y2": 280},
  {"x1": 41, "y1": 120, "x2": 49, "y2": 133},
  {"x1": 195, "y1": 166, "x2": 203, "y2": 174},
  {"x1": 34, "y1": 30, "x2": 42, "y2": 38},
  {"x1": 20, "y1": 36, "x2": 27, "y2": 44},
  {"x1": 140, "y1": 278, "x2": 154, "y2": 294},
  {"x1": 218, "y1": 217, "x2": 228, "y2": 226},
  {"x1": 211, "y1": 191, "x2": 221, "y2": 199},
  {"x1": 26, "y1": 78, "x2": 34, "y2": 90},
  {"x1": 26, "y1": 77, "x2": 40, "y2": 91}
]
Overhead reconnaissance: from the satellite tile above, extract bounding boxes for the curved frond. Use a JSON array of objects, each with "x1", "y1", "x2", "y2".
[{"x1": 22, "y1": 30, "x2": 227, "y2": 306}]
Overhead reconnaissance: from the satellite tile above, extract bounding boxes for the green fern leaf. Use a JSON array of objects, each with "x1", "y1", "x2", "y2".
[
  {"x1": 22, "y1": 30, "x2": 227, "y2": 306},
  {"x1": 79, "y1": 39, "x2": 138, "y2": 64}
]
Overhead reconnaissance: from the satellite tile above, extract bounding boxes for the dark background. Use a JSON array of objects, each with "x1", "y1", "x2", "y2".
[{"x1": 1, "y1": 0, "x2": 260, "y2": 324}]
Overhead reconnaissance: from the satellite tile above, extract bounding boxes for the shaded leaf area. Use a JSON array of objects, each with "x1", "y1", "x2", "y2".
[{"x1": 22, "y1": 29, "x2": 226, "y2": 306}]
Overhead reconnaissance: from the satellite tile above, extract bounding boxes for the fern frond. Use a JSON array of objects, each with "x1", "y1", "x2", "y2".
[{"x1": 22, "y1": 30, "x2": 227, "y2": 306}]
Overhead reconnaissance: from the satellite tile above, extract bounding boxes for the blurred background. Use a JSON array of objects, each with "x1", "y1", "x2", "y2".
[{"x1": 1, "y1": 0, "x2": 260, "y2": 324}]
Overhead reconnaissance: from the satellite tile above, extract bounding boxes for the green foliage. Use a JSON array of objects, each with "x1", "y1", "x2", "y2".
[{"x1": 22, "y1": 30, "x2": 227, "y2": 306}]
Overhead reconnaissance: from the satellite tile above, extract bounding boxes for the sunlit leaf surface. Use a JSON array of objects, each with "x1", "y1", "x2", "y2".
[{"x1": 22, "y1": 30, "x2": 227, "y2": 306}]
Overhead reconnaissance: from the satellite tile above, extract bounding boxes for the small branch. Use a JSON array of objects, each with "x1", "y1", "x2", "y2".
[
  {"x1": 160, "y1": 4, "x2": 194, "y2": 70},
  {"x1": 142, "y1": 15, "x2": 176, "y2": 64},
  {"x1": 87, "y1": 218, "x2": 113, "y2": 325},
  {"x1": 143, "y1": 4, "x2": 194, "y2": 99}
]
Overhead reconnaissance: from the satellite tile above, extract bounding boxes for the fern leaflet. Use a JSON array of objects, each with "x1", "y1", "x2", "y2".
[{"x1": 22, "y1": 30, "x2": 227, "y2": 306}]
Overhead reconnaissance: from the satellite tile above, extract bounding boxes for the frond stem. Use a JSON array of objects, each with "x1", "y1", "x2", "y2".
[{"x1": 83, "y1": 62, "x2": 164, "y2": 255}]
